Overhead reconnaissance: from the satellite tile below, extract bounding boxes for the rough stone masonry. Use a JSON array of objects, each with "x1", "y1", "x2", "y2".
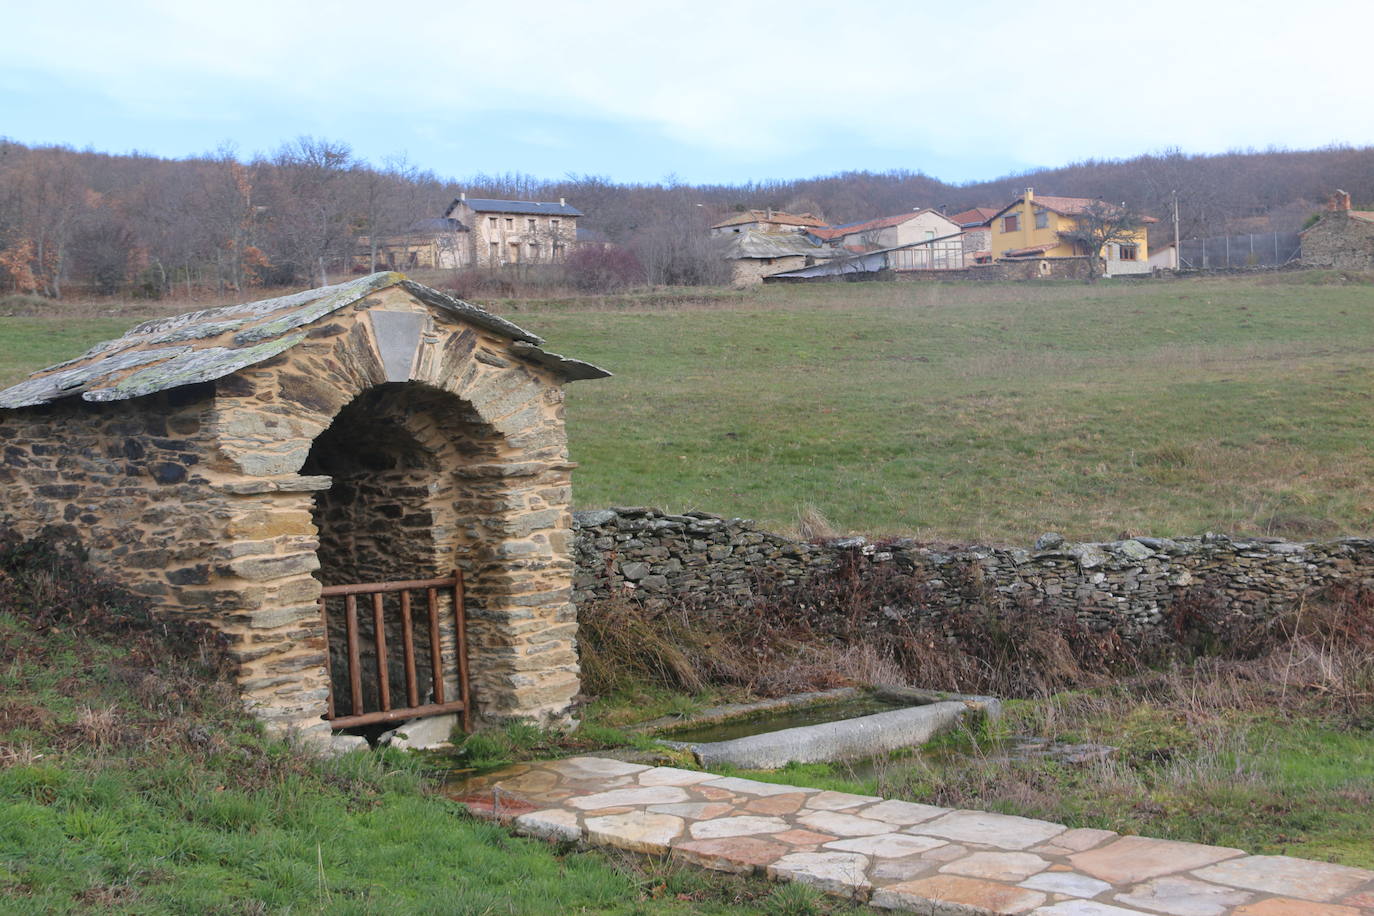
[
  {"x1": 573, "y1": 507, "x2": 1374, "y2": 638},
  {"x1": 0, "y1": 272, "x2": 609, "y2": 746}
]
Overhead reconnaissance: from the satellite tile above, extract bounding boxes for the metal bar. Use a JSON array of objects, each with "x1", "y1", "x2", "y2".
[
  {"x1": 427, "y1": 586, "x2": 445, "y2": 704},
  {"x1": 327, "y1": 700, "x2": 469, "y2": 730},
  {"x1": 400, "y1": 589, "x2": 419, "y2": 708},
  {"x1": 373, "y1": 592, "x2": 390, "y2": 712},
  {"x1": 321, "y1": 575, "x2": 456, "y2": 597},
  {"x1": 345, "y1": 594, "x2": 363, "y2": 716},
  {"x1": 320, "y1": 595, "x2": 336, "y2": 720},
  {"x1": 453, "y1": 570, "x2": 471, "y2": 733}
]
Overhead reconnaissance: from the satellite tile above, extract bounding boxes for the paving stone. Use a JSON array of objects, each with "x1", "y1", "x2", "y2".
[
  {"x1": 1019, "y1": 871, "x2": 1113, "y2": 898},
  {"x1": 774, "y1": 828, "x2": 838, "y2": 847},
  {"x1": 767, "y1": 852, "x2": 872, "y2": 897},
  {"x1": 863, "y1": 799, "x2": 952, "y2": 826},
  {"x1": 673, "y1": 836, "x2": 789, "y2": 874},
  {"x1": 745, "y1": 792, "x2": 810, "y2": 816},
  {"x1": 513, "y1": 808, "x2": 581, "y2": 842},
  {"x1": 491, "y1": 768, "x2": 561, "y2": 798},
  {"x1": 913, "y1": 810, "x2": 1066, "y2": 850},
  {"x1": 1231, "y1": 900, "x2": 1365, "y2": 916},
  {"x1": 923, "y1": 844, "x2": 971, "y2": 863},
  {"x1": 583, "y1": 811, "x2": 684, "y2": 854},
  {"x1": 825, "y1": 833, "x2": 948, "y2": 859},
  {"x1": 1068, "y1": 837, "x2": 1244, "y2": 885},
  {"x1": 637, "y1": 766, "x2": 717, "y2": 787},
  {"x1": 546, "y1": 757, "x2": 649, "y2": 779},
  {"x1": 1190, "y1": 855, "x2": 1374, "y2": 902},
  {"x1": 1340, "y1": 890, "x2": 1374, "y2": 908},
  {"x1": 1029, "y1": 903, "x2": 1154, "y2": 915},
  {"x1": 871, "y1": 856, "x2": 938, "y2": 884},
  {"x1": 799, "y1": 810, "x2": 898, "y2": 837},
  {"x1": 805, "y1": 790, "x2": 885, "y2": 811},
  {"x1": 689, "y1": 815, "x2": 791, "y2": 839},
  {"x1": 1032, "y1": 828, "x2": 1119, "y2": 855},
  {"x1": 872, "y1": 874, "x2": 1046, "y2": 914},
  {"x1": 942, "y1": 851, "x2": 1050, "y2": 882},
  {"x1": 1112, "y1": 875, "x2": 1252, "y2": 915},
  {"x1": 646, "y1": 802, "x2": 736, "y2": 820},
  {"x1": 568, "y1": 785, "x2": 690, "y2": 810},
  {"x1": 702, "y1": 776, "x2": 820, "y2": 797}
]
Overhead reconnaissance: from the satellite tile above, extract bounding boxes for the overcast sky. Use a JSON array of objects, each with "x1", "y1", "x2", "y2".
[{"x1": 4, "y1": 0, "x2": 1370, "y2": 186}]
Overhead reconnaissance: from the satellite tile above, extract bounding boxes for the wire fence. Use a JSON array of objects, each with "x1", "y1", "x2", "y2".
[{"x1": 1178, "y1": 232, "x2": 1301, "y2": 269}]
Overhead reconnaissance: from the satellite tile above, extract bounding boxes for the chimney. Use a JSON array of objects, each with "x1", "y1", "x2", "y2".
[
  {"x1": 1025, "y1": 187, "x2": 1034, "y2": 203},
  {"x1": 1330, "y1": 189, "x2": 1351, "y2": 212},
  {"x1": 559, "y1": 197, "x2": 566, "y2": 207},
  {"x1": 459, "y1": 192, "x2": 466, "y2": 202}
]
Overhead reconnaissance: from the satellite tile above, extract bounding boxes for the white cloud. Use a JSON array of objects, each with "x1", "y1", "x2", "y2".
[{"x1": 5, "y1": 0, "x2": 1373, "y2": 176}]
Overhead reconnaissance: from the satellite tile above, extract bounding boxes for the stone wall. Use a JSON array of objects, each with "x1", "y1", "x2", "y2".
[
  {"x1": 572, "y1": 507, "x2": 1374, "y2": 638},
  {"x1": 1299, "y1": 212, "x2": 1374, "y2": 269}
]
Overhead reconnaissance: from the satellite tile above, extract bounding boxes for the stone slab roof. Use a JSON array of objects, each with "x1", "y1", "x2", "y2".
[
  {"x1": 724, "y1": 229, "x2": 838, "y2": 260},
  {"x1": 0, "y1": 272, "x2": 609, "y2": 409}
]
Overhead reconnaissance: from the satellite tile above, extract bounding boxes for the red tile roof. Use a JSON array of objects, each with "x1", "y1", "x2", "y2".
[
  {"x1": 1350, "y1": 210, "x2": 1374, "y2": 224},
  {"x1": 992, "y1": 194, "x2": 1158, "y2": 223},
  {"x1": 949, "y1": 207, "x2": 998, "y2": 226},
  {"x1": 711, "y1": 209, "x2": 827, "y2": 230}
]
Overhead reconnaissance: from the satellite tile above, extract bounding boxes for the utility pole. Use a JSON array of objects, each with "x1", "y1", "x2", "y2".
[{"x1": 1172, "y1": 190, "x2": 1181, "y2": 271}]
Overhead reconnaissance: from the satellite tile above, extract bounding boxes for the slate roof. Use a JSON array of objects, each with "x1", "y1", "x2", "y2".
[
  {"x1": 0, "y1": 273, "x2": 609, "y2": 409},
  {"x1": 723, "y1": 230, "x2": 838, "y2": 260},
  {"x1": 447, "y1": 197, "x2": 583, "y2": 217},
  {"x1": 711, "y1": 210, "x2": 827, "y2": 230}
]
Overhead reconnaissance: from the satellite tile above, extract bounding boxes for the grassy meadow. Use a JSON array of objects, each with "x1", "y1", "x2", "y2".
[{"x1": 4, "y1": 272, "x2": 1374, "y2": 543}]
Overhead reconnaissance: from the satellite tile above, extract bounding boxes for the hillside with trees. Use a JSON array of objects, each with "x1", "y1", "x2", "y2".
[{"x1": 2, "y1": 137, "x2": 1372, "y2": 298}]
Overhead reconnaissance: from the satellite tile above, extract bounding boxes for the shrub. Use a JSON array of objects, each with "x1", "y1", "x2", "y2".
[{"x1": 564, "y1": 245, "x2": 645, "y2": 293}]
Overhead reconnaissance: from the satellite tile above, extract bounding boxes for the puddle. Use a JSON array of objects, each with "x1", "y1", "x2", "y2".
[{"x1": 658, "y1": 693, "x2": 916, "y2": 744}]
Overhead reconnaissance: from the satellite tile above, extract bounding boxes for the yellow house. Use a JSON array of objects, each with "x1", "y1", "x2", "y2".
[{"x1": 989, "y1": 188, "x2": 1152, "y2": 276}]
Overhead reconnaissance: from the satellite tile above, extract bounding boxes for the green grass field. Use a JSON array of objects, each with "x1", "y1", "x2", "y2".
[{"x1": 4, "y1": 273, "x2": 1373, "y2": 543}]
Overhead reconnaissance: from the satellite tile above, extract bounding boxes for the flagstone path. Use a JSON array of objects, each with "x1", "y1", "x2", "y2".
[{"x1": 450, "y1": 756, "x2": 1374, "y2": 915}]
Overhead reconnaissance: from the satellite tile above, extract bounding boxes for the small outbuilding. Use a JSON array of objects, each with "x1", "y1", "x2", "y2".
[
  {"x1": 1300, "y1": 190, "x2": 1374, "y2": 269},
  {"x1": 0, "y1": 273, "x2": 608, "y2": 748}
]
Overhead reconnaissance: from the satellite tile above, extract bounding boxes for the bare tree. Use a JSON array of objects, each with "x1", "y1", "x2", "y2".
[{"x1": 1055, "y1": 200, "x2": 1146, "y2": 283}]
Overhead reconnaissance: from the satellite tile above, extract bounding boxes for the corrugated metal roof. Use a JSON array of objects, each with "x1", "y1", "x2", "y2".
[
  {"x1": 449, "y1": 197, "x2": 583, "y2": 217},
  {"x1": 0, "y1": 273, "x2": 608, "y2": 409}
]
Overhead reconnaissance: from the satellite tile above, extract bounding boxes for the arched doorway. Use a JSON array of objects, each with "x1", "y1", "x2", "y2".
[{"x1": 302, "y1": 382, "x2": 505, "y2": 730}]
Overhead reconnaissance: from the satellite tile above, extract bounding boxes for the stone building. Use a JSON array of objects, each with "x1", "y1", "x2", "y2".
[
  {"x1": 709, "y1": 209, "x2": 828, "y2": 237},
  {"x1": 443, "y1": 194, "x2": 582, "y2": 268},
  {"x1": 1299, "y1": 189, "x2": 1374, "y2": 269},
  {"x1": 0, "y1": 272, "x2": 608, "y2": 748},
  {"x1": 723, "y1": 229, "x2": 838, "y2": 286}
]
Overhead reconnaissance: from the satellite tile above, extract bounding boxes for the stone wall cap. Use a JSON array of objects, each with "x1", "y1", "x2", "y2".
[{"x1": 213, "y1": 475, "x2": 333, "y2": 495}]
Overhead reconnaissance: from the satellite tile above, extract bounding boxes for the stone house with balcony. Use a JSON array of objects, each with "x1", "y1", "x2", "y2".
[{"x1": 443, "y1": 194, "x2": 583, "y2": 268}]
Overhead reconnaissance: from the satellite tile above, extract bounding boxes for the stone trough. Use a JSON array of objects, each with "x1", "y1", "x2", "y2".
[{"x1": 657, "y1": 686, "x2": 1001, "y2": 770}]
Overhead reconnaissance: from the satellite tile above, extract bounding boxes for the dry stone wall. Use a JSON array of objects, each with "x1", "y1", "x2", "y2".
[{"x1": 572, "y1": 507, "x2": 1374, "y2": 637}]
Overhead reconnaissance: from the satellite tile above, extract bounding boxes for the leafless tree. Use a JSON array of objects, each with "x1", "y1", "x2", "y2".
[{"x1": 1055, "y1": 200, "x2": 1147, "y2": 283}]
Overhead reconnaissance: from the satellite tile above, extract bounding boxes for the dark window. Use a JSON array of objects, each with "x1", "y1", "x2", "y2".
[{"x1": 1002, "y1": 214, "x2": 1019, "y2": 233}]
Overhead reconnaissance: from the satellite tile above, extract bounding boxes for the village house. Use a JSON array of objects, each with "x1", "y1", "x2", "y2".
[
  {"x1": 709, "y1": 209, "x2": 828, "y2": 237},
  {"x1": 722, "y1": 229, "x2": 839, "y2": 286},
  {"x1": 808, "y1": 209, "x2": 963, "y2": 253},
  {"x1": 988, "y1": 188, "x2": 1152, "y2": 277},
  {"x1": 444, "y1": 194, "x2": 583, "y2": 268},
  {"x1": 949, "y1": 207, "x2": 999, "y2": 264},
  {"x1": 361, "y1": 195, "x2": 584, "y2": 272},
  {"x1": 1299, "y1": 190, "x2": 1374, "y2": 269}
]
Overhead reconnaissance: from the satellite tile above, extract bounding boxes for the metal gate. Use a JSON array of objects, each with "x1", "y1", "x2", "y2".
[{"x1": 318, "y1": 571, "x2": 471, "y2": 730}]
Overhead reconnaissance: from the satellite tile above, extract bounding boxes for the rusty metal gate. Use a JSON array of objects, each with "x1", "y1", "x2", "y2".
[{"x1": 318, "y1": 571, "x2": 471, "y2": 730}]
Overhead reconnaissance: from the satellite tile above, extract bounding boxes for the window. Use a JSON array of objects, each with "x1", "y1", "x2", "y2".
[
  {"x1": 527, "y1": 218, "x2": 536, "y2": 231},
  {"x1": 1002, "y1": 214, "x2": 1019, "y2": 233},
  {"x1": 553, "y1": 243, "x2": 564, "y2": 262},
  {"x1": 925, "y1": 230, "x2": 935, "y2": 240},
  {"x1": 509, "y1": 242, "x2": 520, "y2": 263},
  {"x1": 1034, "y1": 210, "x2": 1048, "y2": 229},
  {"x1": 506, "y1": 218, "x2": 514, "y2": 228},
  {"x1": 488, "y1": 216, "x2": 497, "y2": 228},
  {"x1": 528, "y1": 243, "x2": 539, "y2": 260},
  {"x1": 489, "y1": 242, "x2": 499, "y2": 263},
  {"x1": 550, "y1": 219, "x2": 560, "y2": 231},
  {"x1": 1118, "y1": 244, "x2": 1138, "y2": 260}
]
